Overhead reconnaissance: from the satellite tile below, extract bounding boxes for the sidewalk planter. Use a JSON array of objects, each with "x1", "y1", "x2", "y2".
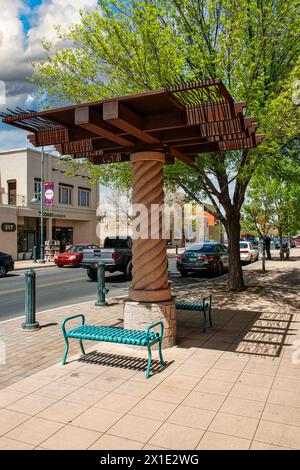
[{"x1": 17, "y1": 252, "x2": 24, "y2": 261}]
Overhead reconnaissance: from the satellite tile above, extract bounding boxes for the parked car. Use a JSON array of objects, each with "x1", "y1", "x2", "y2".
[
  {"x1": 0, "y1": 251, "x2": 14, "y2": 278},
  {"x1": 176, "y1": 242, "x2": 229, "y2": 277},
  {"x1": 273, "y1": 237, "x2": 296, "y2": 249},
  {"x1": 81, "y1": 236, "x2": 132, "y2": 280},
  {"x1": 240, "y1": 241, "x2": 259, "y2": 264},
  {"x1": 54, "y1": 244, "x2": 99, "y2": 267}
]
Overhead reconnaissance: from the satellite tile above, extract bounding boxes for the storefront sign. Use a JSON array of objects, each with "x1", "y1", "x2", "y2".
[
  {"x1": 1, "y1": 222, "x2": 16, "y2": 232},
  {"x1": 44, "y1": 182, "x2": 54, "y2": 206},
  {"x1": 39, "y1": 211, "x2": 66, "y2": 218}
]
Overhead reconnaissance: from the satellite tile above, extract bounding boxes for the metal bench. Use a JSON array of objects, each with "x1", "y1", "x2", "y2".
[
  {"x1": 175, "y1": 295, "x2": 212, "y2": 333},
  {"x1": 61, "y1": 314, "x2": 165, "y2": 379}
]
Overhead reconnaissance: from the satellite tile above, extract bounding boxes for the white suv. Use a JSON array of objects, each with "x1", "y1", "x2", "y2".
[{"x1": 240, "y1": 241, "x2": 259, "y2": 264}]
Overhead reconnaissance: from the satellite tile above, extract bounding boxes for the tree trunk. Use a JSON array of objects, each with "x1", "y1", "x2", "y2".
[
  {"x1": 262, "y1": 243, "x2": 266, "y2": 272},
  {"x1": 227, "y1": 216, "x2": 245, "y2": 291}
]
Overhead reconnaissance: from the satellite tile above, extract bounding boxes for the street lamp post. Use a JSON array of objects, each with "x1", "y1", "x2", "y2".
[{"x1": 40, "y1": 147, "x2": 45, "y2": 263}]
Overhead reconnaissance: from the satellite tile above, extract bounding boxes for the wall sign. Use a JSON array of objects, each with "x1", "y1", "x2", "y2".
[{"x1": 1, "y1": 223, "x2": 16, "y2": 232}]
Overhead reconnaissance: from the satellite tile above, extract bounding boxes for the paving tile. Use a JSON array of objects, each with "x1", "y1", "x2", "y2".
[
  {"x1": 41, "y1": 424, "x2": 101, "y2": 450},
  {"x1": 161, "y1": 374, "x2": 200, "y2": 390},
  {"x1": 89, "y1": 434, "x2": 144, "y2": 450},
  {"x1": 268, "y1": 389, "x2": 300, "y2": 408},
  {"x1": 0, "y1": 388, "x2": 28, "y2": 407},
  {"x1": 147, "y1": 385, "x2": 190, "y2": 405},
  {"x1": 65, "y1": 387, "x2": 108, "y2": 407},
  {"x1": 262, "y1": 403, "x2": 300, "y2": 427},
  {"x1": 250, "y1": 441, "x2": 292, "y2": 450},
  {"x1": 6, "y1": 417, "x2": 64, "y2": 445},
  {"x1": 194, "y1": 378, "x2": 233, "y2": 396},
  {"x1": 272, "y1": 377, "x2": 300, "y2": 392},
  {"x1": 243, "y1": 362, "x2": 278, "y2": 376},
  {"x1": 54, "y1": 371, "x2": 98, "y2": 388},
  {"x1": 220, "y1": 396, "x2": 264, "y2": 419},
  {"x1": 182, "y1": 391, "x2": 225, "y2": 411},
  {"x1": 254, "y1": 420, "x2": 300, "y2": 449},
  {"x1": 229, "y1": 383, "x2": 269, "y2": 402},
  {"x1": 167, "y1": 405, "x2": 215, "y2": 430},
  {"x1": 0, "y1": 436, "x2": 34, "y2": 450},
  {"x1": 130, "y1": 399, "x2": 176, "y2": 421},
  {"x1": 84, "y1": 375, "x2": 128, "y2": 393},
  {"x1": 0, "y1": 409, "x2": 29, "y2": 435},
  {"x1": 7, "y1": 393, "x2": 58, "y2": 416},
  {"x1": 197, "y1": 431, "x2": 251, "y2": 450},
  {"x1": 72, "y1": 406, "x2": 123, "y2": 433},
  {"x1": 205, "y1": 368, "x2": 241, "y2": 383},
  {"x1": 8, "y1": 377, "x2": 49, "y2": 394},
  {"x1": 37, "y1": 400, "x2": 88, "y2": 423},
  {"x1": 237, "y1": 372, "x2": 274, "y2": 388},
  {"x1": 149, "y1": 422, "x2": 204, "y2": 450},
  {"x1": 109, "y1": 415, "x2": 162, "y2": 443},
  {"x1": 114, "y1": 380, "x2": 157, "y2": 399},
  {"x1": 209, "y1": 412, "x2": 259, "y2": 440},
  {"x1": 34, "y1": 382, "x2": 79, "y2": 399},
  {"x1": 94, "y1": 392, "x2": 140, "y2": 413}
]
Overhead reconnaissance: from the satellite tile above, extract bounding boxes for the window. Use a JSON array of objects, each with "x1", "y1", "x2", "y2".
[
  {"x1": 8, "y1": 180, "x2": 16, "y2": 205},
  {"x1": 59, "y1": 185, "x2": 72, "y2": 205},
  {"x1": 78, "y1": 188, "x2": 90, "y2": 207},
  {"x1": 34, "y1": 178, "x2": 41, "y2": 201}
]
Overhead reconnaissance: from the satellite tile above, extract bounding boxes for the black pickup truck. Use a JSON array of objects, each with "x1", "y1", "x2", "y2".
[{"x1": 81, "y1": 236, "x2": 132, "y2": 281}]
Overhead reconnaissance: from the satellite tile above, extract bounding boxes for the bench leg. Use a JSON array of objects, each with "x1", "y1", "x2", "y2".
[
  {"x1": 146, "y1": 343, "x2": 152, "y2": 379},
  {"x1": 158, "y1": 338, "x2": 165, "y2": 369},
  {"x1": 62, "y1": 337, "x2": 69, "y2": 366},
  {"x1": 79, "y1": 339, "x2": 85, "y2": 356},
  {"x1": 202, "y1": 310, "x2": 207, "y2": 333}
]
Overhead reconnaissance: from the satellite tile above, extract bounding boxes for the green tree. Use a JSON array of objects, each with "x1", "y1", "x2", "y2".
[{"x1": 33, "y1": 0, "x2": 300, "y2": 290}]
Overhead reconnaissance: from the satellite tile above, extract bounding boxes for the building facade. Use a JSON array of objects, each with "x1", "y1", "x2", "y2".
[{"x1": 0, "y1": 148, "x2": 99, "y2": 260}]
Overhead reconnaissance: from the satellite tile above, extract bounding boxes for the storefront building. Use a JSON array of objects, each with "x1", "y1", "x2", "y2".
[{"x1": 0, "y1": 148, "x2": 99, "y2": 259}]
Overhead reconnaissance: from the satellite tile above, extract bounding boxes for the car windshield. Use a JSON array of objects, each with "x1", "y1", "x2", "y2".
[
  {"x1": 67, "y1": 246, "x2": 83, "y2": 252},
  {"x1": 240, "y1": 243, "x2": 249, "y2": 249},
  {"x1": 186, "y1": 244, "x2": 216, "y2": 253}
]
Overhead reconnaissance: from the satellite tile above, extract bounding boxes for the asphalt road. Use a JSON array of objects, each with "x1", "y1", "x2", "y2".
[{"x1": 0, "y1": 258, "x2": 178, "y2": 322}]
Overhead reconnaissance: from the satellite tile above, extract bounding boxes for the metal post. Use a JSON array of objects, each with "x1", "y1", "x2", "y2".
[
  {"x1": 95, "y1": 261, "x2": 108, "y2": 307},
  {"x1": 32, "y1": 246, "x2": 37, "y2": 263},
  {"x1": 40, "y1": 147, "x2": 45, "y2": 263},
  {"x1": 22, "y1": 269, "x2": 40, "y2": 330}
]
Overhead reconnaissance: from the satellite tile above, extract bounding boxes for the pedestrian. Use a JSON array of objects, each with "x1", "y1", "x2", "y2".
[{"x1": 264, "y1": 236, "x2": 271, "y2": 260}]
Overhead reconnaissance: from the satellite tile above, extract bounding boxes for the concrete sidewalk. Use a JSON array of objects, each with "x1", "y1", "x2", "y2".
[
  {"x1": 14, "y1": 260, "x2": 55, "y2": 271},
  {"x1": 0, "y1": 253, "x2": 299, "y2": 449}
]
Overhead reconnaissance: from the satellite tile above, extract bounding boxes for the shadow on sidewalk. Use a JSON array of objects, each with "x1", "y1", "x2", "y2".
[{"x1": 78, "y1": 350, "x2": 174, "y2": 376}]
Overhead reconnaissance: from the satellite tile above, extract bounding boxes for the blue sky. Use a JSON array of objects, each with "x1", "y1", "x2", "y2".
[{"x1": 0, "y1": 0, "x2": 99, "y2": 151}]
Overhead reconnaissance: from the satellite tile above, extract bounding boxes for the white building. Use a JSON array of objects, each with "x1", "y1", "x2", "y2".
[{"x1": 0, "y1": 148, "x2": 99, "y2": 260}]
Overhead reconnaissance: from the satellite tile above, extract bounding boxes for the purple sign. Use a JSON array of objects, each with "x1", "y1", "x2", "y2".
[{"x1": 44, "y1": 182, "x2": 54, "y2": 206}]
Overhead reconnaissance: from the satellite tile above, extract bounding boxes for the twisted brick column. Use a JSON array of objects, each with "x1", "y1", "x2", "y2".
[{"x1": 129, "y1": 151, "x2": 171, "y2": 302}]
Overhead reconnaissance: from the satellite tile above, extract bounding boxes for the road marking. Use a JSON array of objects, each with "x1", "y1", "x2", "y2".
[{"x1": 0, "y1": 276, "x2": 87, "y2": 297}]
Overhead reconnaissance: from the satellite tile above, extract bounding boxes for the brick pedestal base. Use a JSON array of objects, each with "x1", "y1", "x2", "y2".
[{"x1": 123, "y1": 297, "x2": 177, "y2": 348}]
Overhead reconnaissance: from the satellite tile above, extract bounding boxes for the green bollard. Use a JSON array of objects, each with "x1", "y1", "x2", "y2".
[
  {"x1": 22, "y1": 269, "x2": 40, "y2": 330},
  {"x1": 32, "y1": 246, "x2": 37, "y2": 263},
  {"x1": 95, "y1": 261, "x2": 108, "y2": 307}
]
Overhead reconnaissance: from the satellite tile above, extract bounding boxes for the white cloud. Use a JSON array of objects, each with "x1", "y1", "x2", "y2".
[
  {"x1": 0, "y1": 0, "x2": 99, "y2": 150},
  {"x1": 26, "y1": 0, "x2": 99, "y2": 60}
]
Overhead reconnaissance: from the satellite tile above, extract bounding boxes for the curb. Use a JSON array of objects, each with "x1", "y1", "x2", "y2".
[{"x1": 13, "y1": 263, "x2": 56, "y2": 271}]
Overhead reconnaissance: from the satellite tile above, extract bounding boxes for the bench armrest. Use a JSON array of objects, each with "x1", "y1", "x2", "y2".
[
  {"x1": 145, "y1": 321, "x2": 164, "y2": 343},
  {"x1": 202, "y1": 295, "x2": 212, "y2": 312},
  {"x1": 62, "y1": 314, "x2": 85, "y2": 340}
]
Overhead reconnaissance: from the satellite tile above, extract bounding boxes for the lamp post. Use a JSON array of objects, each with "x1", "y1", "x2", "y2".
[{"x1": 31, "y1": 147, "x2": 45, "y2": 263}]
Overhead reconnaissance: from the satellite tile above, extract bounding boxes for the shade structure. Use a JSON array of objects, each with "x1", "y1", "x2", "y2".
[{"x1": 1, "y1": 78, "x2": 263, "y2": 165}]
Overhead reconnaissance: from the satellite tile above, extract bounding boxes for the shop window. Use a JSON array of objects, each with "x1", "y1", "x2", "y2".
[
  {"x1": 78, "y1": 188, "x2": 90, "y2": 207},
  {"x1": 59, "y1": 185, "x2": 72, "y2": 205},
  {"x1": 34, "y1": 178, "x2": 41, "y2": 201},
  {"x1": 8, "y1": 180, "x2": 16, "y2": 205}
]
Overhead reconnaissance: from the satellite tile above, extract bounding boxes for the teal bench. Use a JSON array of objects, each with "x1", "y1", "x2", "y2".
[
  {"x1": 175, "y1": 295, "x2": 212, "y2": 333},
  {"x1": 61, "y1": 314, "x2": 165, "y2": 379}
]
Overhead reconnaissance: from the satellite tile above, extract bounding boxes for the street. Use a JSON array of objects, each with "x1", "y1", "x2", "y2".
[{"x1": 0, "y1": 258, "x2": 178, "y2": 322}]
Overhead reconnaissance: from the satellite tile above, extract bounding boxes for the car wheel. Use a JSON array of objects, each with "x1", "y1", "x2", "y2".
[
  {"x1": 179, "y1": 269, "x2": 188, "y2": 277},
  {"x1": 57, "y1": 265, "x2": 64, "y2": 268},
  {"x1": 87, "y1": 267, "x2": 97, "y2": 281},
  {"x1": 0, "y1": 265, "x2": 7, "y2": 278},
  {"x1": 125, "y1": 261, "x2": 132, "y2": 281}
]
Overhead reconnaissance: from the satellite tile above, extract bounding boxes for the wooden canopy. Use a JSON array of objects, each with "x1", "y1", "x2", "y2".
[{"x1": 1, "y1": 78, "x2": 263, "y2": 165}]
